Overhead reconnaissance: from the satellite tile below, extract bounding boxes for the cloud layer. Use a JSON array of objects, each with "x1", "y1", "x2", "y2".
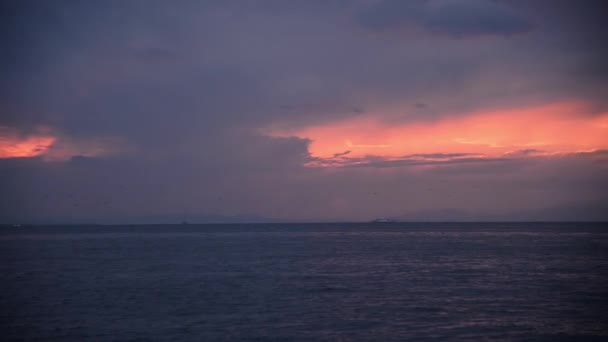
[
  {"x1": 1, "y1": 0, "x2": 607, "y2": 222},
  {"x1": 358, "y1": 0, "x2": 533, "y2": 37}
]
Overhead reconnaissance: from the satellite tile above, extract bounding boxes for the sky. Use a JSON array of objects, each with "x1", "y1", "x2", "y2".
[{"x1": 1, "y1": 0, "x2": 607, "y2": 223}]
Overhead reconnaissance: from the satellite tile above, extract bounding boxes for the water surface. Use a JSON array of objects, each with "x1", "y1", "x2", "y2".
[{"x1": 1, "y1": 222, "x2": 607, "y2": 341}]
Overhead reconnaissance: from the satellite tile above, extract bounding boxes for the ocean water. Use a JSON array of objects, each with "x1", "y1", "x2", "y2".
[{"x1": 1, "y1": 222, "x2": 607, "y2": 341}]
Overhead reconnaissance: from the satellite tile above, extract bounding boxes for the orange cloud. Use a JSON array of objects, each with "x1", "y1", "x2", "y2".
[
  {"x1": 263, "y1": 101, "x2": 608, "y2": 167},
  {"x1": 0, "y1": 126, "x2": 126, "y2": 161},
  {"x1": 0, "y1": 128, "x2": 57, "y2": 158}
]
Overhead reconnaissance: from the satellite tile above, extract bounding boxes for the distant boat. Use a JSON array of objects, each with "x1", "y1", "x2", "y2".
[{"x1": 371, "y1": 218, "x2": 395, "y2": 223}]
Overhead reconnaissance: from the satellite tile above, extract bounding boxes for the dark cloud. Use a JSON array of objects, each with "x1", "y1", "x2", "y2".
[
  {"x1": 332, "y1": 150, "x2": 352, "y2": 158},
  {"x1": 503, "y1": 149, "x2": 544, "y2": 157},
  {"x1": 342, "y1": 156, "x2": 510, "y2": 169},
  {"x1": 307, "y1": 152, "x2": 507, "y2": 168},
  {"x1": 409, "y1": 153, "x2": 479, "y2": 158},
  {"x1": 357, "y1": 0, "x2": 533, "y2": 37}
]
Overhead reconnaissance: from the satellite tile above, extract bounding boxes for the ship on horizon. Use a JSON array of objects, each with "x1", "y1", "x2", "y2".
[{"x1": 371, "y1": 218, "x2": 396, "y2": 223}]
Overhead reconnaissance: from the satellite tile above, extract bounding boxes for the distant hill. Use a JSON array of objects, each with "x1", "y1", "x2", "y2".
[
  {"x1": 109, "y1": 214, "x2": 277, "y2": 225},
  {"x1": 395, "y1": 208, "x2": 489, "y2": 222},
  {"x1": 2, "y1": 214, "x2": 277, "y2": 226},
  {"x1": 497, "y1": 202, "x2": 608, "y2": 222},
  {"x1": 395, "y1": 201, "x2": 608, "y2": 222}
]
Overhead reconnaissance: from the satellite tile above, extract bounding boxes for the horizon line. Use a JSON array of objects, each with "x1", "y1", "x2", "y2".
[{"x1": 2, "y1": 220, "x2": 608, "y2": 226}]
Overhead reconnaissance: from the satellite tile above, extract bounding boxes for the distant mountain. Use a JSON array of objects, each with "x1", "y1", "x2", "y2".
[
  {"x1": 498, "y1": 201, "x2": 608, "y2": 222},
  {"x1": 112, "y1": 214, "x2": 277, "y2": 225},
  {"x1": 395, "y1": 201, "x2": 608, "y2": 222},
  {"x1": 395, "y1": 208, "x2": 489, "y2": 222},
  {"x1": 3, "y1": 214, "x2": 277, "y2": 226}
]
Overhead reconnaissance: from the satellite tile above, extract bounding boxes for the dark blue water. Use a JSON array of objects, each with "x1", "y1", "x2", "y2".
[{"x1": 1, "y1": 223, "x2": 608, "y2": 341}]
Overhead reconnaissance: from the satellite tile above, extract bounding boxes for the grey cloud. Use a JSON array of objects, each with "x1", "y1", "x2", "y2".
[
  {"x1": 344, "y1": 156, "x2": 510, "y2": 168},
  {"x1": 424, "y1": 0, "x2": 533, "y2": 36},
  {"x1": 310, "y1": 153, "x2": 509, "y2": 168},
  {"x1": 315, "y1": 149, "x2": 608, "y2": 169},
  {"x1": 333, "y1": 150, "x2": 352, "y2": 158},
  {"x1": 408, "y1": 153, "x2": 479, "y2": 158},
  {"x1": 3, "y1": 0, "x2": 603, "y2": 136},
  {"x1": 358, "y1": 0, "x2": 533, "y2": 37},
  {"x1": 503, "y1": 149, "x2": 544, "y2": 157},
  {"x1": 0, "y1": 133, "x2": 312, "y2": 223},
  {"x1": 2, "y1": 145, "x2": 606, "y2": 223}
]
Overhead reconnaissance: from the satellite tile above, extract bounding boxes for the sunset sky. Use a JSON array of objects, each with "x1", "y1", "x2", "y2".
[{"x1": 1, "y1": 0, "x2": 607, "y2": 223}]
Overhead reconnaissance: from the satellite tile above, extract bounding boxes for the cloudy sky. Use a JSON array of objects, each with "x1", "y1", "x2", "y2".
[{"x1": 1, "y1": 0, "x2": 607, "y2": 223}]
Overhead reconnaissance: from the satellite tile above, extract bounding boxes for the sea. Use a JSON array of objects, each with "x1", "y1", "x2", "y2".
[{"x1": 1, "y1": 222, "x2": 607, "y2": 341}]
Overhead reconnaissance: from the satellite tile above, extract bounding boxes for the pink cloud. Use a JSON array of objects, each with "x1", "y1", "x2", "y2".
[
  {"x1": 0, "y1": 126, "x2": 127, "y2": 161},
  {"x1": 263, "y1": 100, "x2": 608, "y2": 167}
]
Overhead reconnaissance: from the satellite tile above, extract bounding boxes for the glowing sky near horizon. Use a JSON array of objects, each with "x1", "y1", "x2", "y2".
[{"x1": 264, "y1": 101, "x2": 608, "y2": 166}]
